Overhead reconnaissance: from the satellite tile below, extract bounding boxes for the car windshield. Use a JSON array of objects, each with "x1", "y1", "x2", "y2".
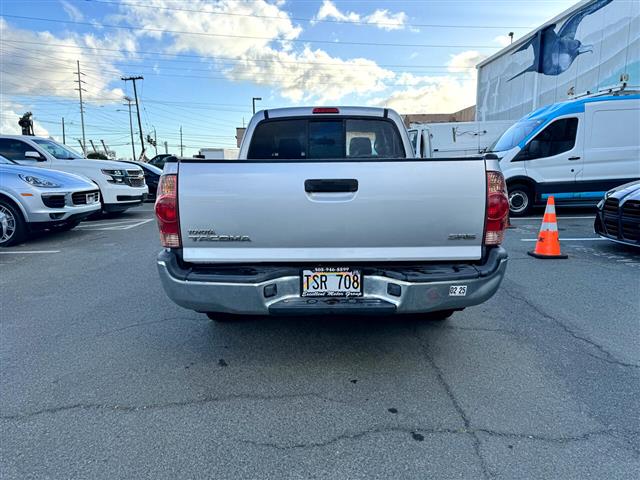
[
  {"x1": 33, "y1": 139, "x2": 84, "y2": 159},
  {"x1": 490, "y1": 119, "x2": 545, "y2": 152}
]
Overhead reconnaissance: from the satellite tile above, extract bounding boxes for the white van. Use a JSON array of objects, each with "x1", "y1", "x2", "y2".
[
  {"x1": 0, "y1": 136, "x2": 148, "y2": 213},
  {"x1": 408, "y1": 121, "x2": 514, "y2": 158},
  {"x1": 492, "y1": 93, "x2": 640, "y2": 216}
]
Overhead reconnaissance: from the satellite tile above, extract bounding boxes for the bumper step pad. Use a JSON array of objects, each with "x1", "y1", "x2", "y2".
[{"x1": 269, "y1": 297, "x2": 396, "y2": 316}]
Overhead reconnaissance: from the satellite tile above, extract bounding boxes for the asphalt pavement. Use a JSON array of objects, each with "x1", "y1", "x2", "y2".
[{"x1": 1, "y1": 204, "x2": 639, "y2": 479}]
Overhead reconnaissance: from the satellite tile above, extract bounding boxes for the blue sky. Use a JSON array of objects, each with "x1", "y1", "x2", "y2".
[{"x1": 1, "y1": 0, "x2": 576, "y2": 159}]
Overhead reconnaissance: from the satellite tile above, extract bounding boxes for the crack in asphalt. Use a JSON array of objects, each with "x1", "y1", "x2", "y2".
[
  {"x1": 412, "y1": 326, "x2": 493, "y2": 479},
  {"x1": 240, "y1": 425, "x2": 639, "y2": 455},
  {"x1": 501, "y1": 282, "x2": 639, "y2": 369},
  {"x1": 3, "y1": 392, "x2": 638, "y2": 457},
  {"x1": 426, "y1": 324, "x2": 517, "y2": 335},
  {"x1": 0, "y1": 392, "x2": 350, "y2": 421}
]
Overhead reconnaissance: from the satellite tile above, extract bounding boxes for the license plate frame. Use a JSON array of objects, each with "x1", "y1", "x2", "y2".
[{"x1": 301, "y1": 267, "x2": 363, "y2": 298}]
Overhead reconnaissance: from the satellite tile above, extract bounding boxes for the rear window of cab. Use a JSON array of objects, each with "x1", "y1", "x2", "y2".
[{"x1": 247, "y1": 118, "x2": 405, "y2": 160}]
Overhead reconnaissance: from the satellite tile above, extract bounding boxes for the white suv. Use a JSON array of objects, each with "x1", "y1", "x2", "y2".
[{"x1": 0, "y1": 136, "x2": 148, "y2": 213}]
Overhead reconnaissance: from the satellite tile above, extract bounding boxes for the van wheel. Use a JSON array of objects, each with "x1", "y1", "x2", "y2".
[
  {"x1": 0, "y1": 199, "x2": 26, "y2": 247},
  {"x1": 507, "y1": 183, "x2": 533, "y2": 217}
]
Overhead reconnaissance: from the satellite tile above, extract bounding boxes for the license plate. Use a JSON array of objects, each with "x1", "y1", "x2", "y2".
[
  {"x1": 86, "y1": 193, "x2": 98, "y2": 204},
  {"x1": 301, "y1": 267, "x2": 363, "y2": 297},
  {"x1": 449, "y1": 285, "x2": 467, "y2": 296}
]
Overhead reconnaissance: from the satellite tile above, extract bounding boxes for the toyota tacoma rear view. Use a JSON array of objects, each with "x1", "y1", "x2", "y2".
[{"x1": 154, "y1": 107, "x2": 509, "y2": 320}]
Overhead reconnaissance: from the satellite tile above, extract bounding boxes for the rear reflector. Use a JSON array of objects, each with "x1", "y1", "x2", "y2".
[
  {"x1": 155, "y1": 174, "x2": 180, "y2": 248},
  {"x1": 312, "y1": 107, "x2": 339, "y2": 114},
  {"x1": 484, "y1": 171, "x2": 509, "y2": 245}
]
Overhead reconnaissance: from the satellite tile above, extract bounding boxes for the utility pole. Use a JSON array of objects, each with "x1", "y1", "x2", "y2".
[
  {"x1": 153, "y1": 128, "x2": 158, "y2": 155},
  {"x1": 164, "y1": 141, "x2": 168, "y2": 154},
  {"x1": 62, "y1": 117, "x2": 66, "y2": 144},
  {"x1": 121, "y1": 76, "x2": 145, "y2": 159},
  {"x1": 179, "y1": 126, "x2": 183, "y2": 157},
  {"x1": 123, "y1": 96, "x2": 136, "y2": 160},
  {"x1": 100, "y1": 140, "x2": 109, "y2": 156},
  {"x1": 252, "y1": 97, "x2": 262, "y2": 115},
  {"x1": 74, "y1": 60, "x2": 87, "y2": 155}
]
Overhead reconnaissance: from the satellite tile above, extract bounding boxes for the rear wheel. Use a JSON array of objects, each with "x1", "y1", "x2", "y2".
[
  {"x1": 507, "y1": 183, "x2": 533, "y2": 217},
  {"x1": 0, "y1": 200, "x2": 26, "y2": 247},
  {"x1": 425, "y1": 309, "x2": 455, "y2": 321},
  {"x1": 206, "y1": 312, "x2": 239, "y2": 322}
]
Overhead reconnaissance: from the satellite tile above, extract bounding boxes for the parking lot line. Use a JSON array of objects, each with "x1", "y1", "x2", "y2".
[
  {"x1": 520, "y1": 237, "x2": 608, "y2": 242},
  {"x1": 0, "y1": 250, "x2": 61, "y2": 254},
  {"x1": 77, "y1": 218, "x2": 154, "y2": 231}
]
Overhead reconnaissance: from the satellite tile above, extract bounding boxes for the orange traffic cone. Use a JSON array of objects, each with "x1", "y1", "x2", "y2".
[{"x1": 527, "y1": 196, "x2": 568, "y2": 259}]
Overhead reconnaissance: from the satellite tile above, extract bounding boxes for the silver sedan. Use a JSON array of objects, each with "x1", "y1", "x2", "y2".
[{"x1": 0, "y1": 155, "x2": 101, "y2": 246}]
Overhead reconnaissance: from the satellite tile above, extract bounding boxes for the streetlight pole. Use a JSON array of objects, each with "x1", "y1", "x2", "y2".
[
  {"x1": 123, "y1": 96, "x2": 136, "y2": 160},
  {"x1": 252, "y1": 97, "x2": 262, "y2": 115}
]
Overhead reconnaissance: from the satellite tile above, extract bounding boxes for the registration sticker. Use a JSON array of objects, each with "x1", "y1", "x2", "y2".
[{"x1": 449, "y1": 285, "x2": 467, "y2": 297}]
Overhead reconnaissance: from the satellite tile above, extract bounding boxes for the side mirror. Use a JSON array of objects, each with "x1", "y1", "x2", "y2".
[{"x1": 24, "y1": 151, "x2": 44, "y2": 161}]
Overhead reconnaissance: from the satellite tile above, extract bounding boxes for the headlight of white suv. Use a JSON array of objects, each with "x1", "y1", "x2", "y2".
[
  {"x1": 18, "y1": 174, "x2": 60, "y2": 188},
  {"x1": 101, "y1": 169, "x2": 126, "y2": 184}
]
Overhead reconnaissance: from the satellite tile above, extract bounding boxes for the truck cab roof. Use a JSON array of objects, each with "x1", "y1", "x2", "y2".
[{"x1": 256, "y1": 106, "x2": 397, "y2": 120}]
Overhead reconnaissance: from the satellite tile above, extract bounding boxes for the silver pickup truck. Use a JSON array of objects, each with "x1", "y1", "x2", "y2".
[{"x1": 155, "y1": 107, "x2": 509, "y2": 320}]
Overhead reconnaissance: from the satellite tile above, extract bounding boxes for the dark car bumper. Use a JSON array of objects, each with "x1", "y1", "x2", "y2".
[{"x1": 594, "y1": 207, "x2": 640, "y2": 247}]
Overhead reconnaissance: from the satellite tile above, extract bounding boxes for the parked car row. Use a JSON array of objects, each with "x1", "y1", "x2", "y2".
[{"x1": 0, "y1": 136, "x2": 151, "y2": 247}]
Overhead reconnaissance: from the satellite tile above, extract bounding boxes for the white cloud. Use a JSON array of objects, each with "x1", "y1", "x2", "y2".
[
  {"x1": 374, "y1": 50, "x2": 487, "y2": 114},
  {"x1": 0, "y1": 19, "x2": 132, "y2": 102},
  {"x1": 314, "y1": 1, "x2": 408, "y2": 31},
  {"x1": 364, "y1": 9, "x2": 408, "y2": 31},
  {"x1": 121, "y1": 0, "x2": 396, "y2": 102},
  {"x1": 315, "y1": 0, "x2": 360, "y2": 23},
  {"x1": 59, "y1": 0, "x2": 84, "y2": 22}
]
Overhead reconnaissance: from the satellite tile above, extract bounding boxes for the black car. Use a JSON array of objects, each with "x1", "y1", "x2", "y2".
[
  {"x1": 148, "y1": 154, "x2": 173, "y2": 170},
  {"x1": 594, "y1": 181, "x2": 640, "y2": 247},
  {"x1": 119, "y1": 161, "x2": 163, "y2": 200}
]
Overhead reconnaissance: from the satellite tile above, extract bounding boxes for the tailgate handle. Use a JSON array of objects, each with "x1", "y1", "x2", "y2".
[{"x1": 305, "y1": 179, "x2": 358, "y2": 193}]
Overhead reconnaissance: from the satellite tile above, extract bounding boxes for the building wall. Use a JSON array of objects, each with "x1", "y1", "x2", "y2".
[
  {"x1": 402, "y1": 105, "x2": 475, "y2": 127},
  {"x1": 477, "y1": 0, "x2": 639, "y2": 121}
]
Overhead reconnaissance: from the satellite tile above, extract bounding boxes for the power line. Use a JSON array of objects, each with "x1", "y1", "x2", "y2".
[
  {"x1": 81, "y1": 0, "x2": 534, "y2": 30},
  {"x1": 0, "y1": 39, "x2": 478, "y2": 70},
  {"x1": 0, "y1": 15, "x2": 502, "y2": 49}
]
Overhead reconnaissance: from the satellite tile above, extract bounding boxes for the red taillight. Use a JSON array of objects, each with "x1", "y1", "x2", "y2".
[
  {"x1": 312, "y1": 107, "x2": 339, "y2": 114},
  {"x1": 155, "y1": 174, "x2": 180, "y2": 248},
  {"x1": 485, "y1": 171, "x2": 509, "y2": 245}
]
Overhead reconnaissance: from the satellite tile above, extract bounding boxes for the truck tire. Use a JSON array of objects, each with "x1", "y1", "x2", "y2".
[
  {"x1": 0, "y1": 199, "x2": 26, "y2": 247},
  {"x1": 507, "y1": 183, "x2": 533, "y2": 217},
  {"x1": 426, "y1": 310, "x2": 455, "y2": 321},
  {"x1": 206, "y1": 312, "x2": 238, "y2": 322}
]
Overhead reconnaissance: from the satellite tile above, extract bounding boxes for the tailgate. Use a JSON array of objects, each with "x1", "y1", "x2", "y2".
[{"x1": 178, "y1": 160, "x2": 486, "y2": 263}]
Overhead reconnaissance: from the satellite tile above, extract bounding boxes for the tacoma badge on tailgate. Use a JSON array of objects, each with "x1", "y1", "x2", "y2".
[{"x1": 188, "y1": 229, "x2": 251, "y2": 242}]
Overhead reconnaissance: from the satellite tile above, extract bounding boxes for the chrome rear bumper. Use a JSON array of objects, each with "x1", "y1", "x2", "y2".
[{"x1": 157, "y1": 247, "x2": 508, "y2": 315}]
